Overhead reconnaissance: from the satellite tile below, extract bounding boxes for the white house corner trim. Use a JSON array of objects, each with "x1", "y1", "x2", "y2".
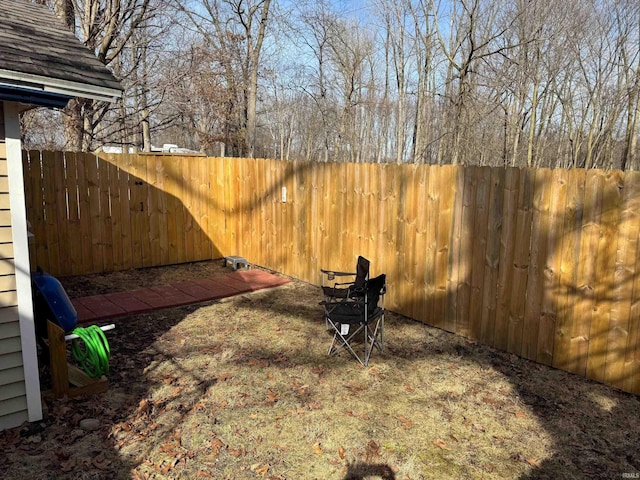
[{"x1": 3, "y1": 102, "x2": 42, "y2": 422}]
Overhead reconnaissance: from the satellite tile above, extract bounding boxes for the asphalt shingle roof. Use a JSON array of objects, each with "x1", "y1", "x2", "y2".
[{"x1": 0, "y1": 0, "x2": 121, "y2": 98}]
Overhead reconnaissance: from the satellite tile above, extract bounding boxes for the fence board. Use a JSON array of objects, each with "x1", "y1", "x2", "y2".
[
  {"x1": 604, "y1": 171, "x2": 638, "y2": 389},
  {"x1": 469, "y1": 167, "x2": 491, "y2": 341},
  {"x1": 108, "y1": 160, "x2": 123, "y2": 271},
  {"x1": 65, "y1": 153, "x2": 84, "y2": 276},
  {"x1": 156, "y1": 157, "x2": 170, "y2": 266},
  {"x1": 208, "y1": 157, "x2": 225, "y2": 259},
  {"x1": 294, "y1": 162, "x2": 309, "y2": 281},
  {"x1": 587, "y1": 170, "x2": 622, "y2": 384},
  {"x1": 537, "y1": 169, "x2": 568, "y2": 365},
  {"x1": 76, "y1": 153, "x2": 94, "y2": 273},
  {"x1": 507, "y1": 169, "x2": 535, "y2": 356},
  {"x1": 437, "y1": 165, "x2": 457, "y2": 327},
  {"x1": 454, "y1": 166, "x2": 478, "y2": 338},
  {"x1": 571, "y1": 169, "x2": 603, "y2": 376},
  {"x1": 262, "y1": 159, "x2": 276, "y2": 268},
  {"x1": 625, "y1": 179, "x2": 640, "y2": 395},
  {"x1": 398, "y1": 166, "x2": 417, "y2": 322},
  {"x1": 192, "y1": 156, "x2": 207, "y2": 261},
  {"x1": 446, "y1": 167, "x2": 465, "y2": 333},
  {"x1": 494, "y1": 168, "x2": 519, "y2": 351},
  {"x1": 181, "y1": 157, "x2": 196, "y2": 262},
  {"x1": 480, "y1": 167, "x2": 505, "y2": 346},
  {"x1": 435, "y1": 166, "x2": 456, "y2": 329},
  {"x1": 53, "y1": 152, "x2": 71, "y2": 276},
  {"x1": 411, "y1": 165, "x2": 428, "y2": 324},
  {"x1": 555, "y1": 169, "x2": 586, "y2": 373},
  {"x1": 42, "y1": 152, "x2": 61, "y2": 274},
  {"x1": 385, "y1": 164, "x2": 402, "y2": 313},
  {"x1": 522, "y1": 168, "x2": 551, "y2": 360},
  {"x1": 146, "y1": 156, "x2": 163, "y2": 266},
  {"x1": 27, "y1": 152, "x2": 48, "y2": 270},
  {"x1": 114, "y1": 155, "x2": 133, "y2": 271},
  {"x1": 98, "y1": 157, "x2": 114, "y2": 272}
]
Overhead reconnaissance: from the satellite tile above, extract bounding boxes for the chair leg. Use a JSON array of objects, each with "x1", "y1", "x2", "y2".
[{"x1": 328, "y1": 321, "x2": 367, "y2": 367}]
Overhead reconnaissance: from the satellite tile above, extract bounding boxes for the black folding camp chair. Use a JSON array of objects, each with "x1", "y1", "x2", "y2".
[
  {"x1": 320, "y1": 256, "x2": 370, "y2": 302},
  {"x1": 322, "y1": 274, "x2": 386, "y2": 367}
]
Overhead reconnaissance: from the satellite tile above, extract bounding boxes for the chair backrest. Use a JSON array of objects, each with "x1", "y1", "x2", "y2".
[
  {"x1": 354, "y1": 256, "x2": 370, "y2": 288},
  {"x1": 365, "y1": 274, "x2": 386, "y2": 313}
]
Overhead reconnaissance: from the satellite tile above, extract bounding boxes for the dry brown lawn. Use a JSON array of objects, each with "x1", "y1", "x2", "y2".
[{"x1": 1, "y1": 261, "x2": 640, "y2": 479}]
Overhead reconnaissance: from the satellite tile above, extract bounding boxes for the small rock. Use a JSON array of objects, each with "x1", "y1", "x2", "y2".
[{"x1": 79, "y1": 418, "x2": 100, "y2": 431}]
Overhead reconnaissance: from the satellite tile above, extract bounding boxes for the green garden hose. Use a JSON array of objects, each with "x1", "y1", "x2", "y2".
[{"x1": 70, "y1": 325, "x2": 111, "y2": 378}]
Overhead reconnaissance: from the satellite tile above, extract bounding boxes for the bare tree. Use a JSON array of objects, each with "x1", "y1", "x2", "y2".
[{"x1": 173, "y1": 0, "x2": 272, "y2": 157}]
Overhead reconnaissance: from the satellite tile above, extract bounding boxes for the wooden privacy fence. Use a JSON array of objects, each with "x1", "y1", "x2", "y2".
[{"x1": 22, "y1": 151, "x2": 640, "y2": 395}]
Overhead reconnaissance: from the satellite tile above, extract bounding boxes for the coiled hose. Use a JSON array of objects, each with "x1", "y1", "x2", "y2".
[{"x1": 70, "y1": 325, "x2": 110, "y2": 378}]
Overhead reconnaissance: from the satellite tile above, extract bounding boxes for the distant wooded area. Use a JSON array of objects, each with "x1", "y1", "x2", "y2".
[{"x1": 24, "y1": 0, "x2": 640, "y2": 169}]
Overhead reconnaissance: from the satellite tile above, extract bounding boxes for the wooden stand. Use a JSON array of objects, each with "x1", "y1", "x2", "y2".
[{"x1": 43, "y1": 320, "x2": 108, "y2": 399}]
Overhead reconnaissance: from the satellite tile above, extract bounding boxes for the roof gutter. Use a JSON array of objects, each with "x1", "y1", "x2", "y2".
[
  {"x1": 0, "y1": 84, "x2": 71, "y2": 108},
  {"x1": 0, "y1": 68, "x2": 122, "y2": 103}
]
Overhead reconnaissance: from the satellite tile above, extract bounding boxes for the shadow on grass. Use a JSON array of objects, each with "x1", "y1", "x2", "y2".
[
  {"x1": 392, "y1": 321, "x2": 640, "y2": 479},
  {"x1": 343, "y1": 461, "x2": 396, "y2": 479},
  {"x1": 6, "y1": 273, "x2": 640, "y2": 479}
]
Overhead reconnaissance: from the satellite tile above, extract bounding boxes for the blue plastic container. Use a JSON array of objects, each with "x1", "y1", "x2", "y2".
[{"x1": 31, "y1": 271, "x2": 78, "y2": 333}]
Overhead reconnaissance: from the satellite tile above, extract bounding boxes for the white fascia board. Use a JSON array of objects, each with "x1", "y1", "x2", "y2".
[
  {"x1": 3, "y1": 101, "x2": 43, "y2": 423},
  {"x1": 0, "y1": 68, "x2": 122, "y2": 103}
]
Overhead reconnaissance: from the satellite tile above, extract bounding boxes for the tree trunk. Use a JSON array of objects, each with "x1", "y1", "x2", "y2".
[{"x1": 246, "y1": 0, "x2": 272, "y2": 158}]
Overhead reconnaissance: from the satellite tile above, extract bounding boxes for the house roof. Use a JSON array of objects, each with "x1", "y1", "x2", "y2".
[{"x1": 0, "y1": 0, "x2": 122, "y2": 106}]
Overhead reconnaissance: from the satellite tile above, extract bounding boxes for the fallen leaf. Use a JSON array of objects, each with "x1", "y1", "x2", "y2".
[
  {"x1": 338, "y1": 446, "x2": 346, "y2": 460},
  {"x1": 473, "y1": 423, "x2": 486, "y2": 432},
  {"x1": 293, "y1": 383, "x2": 309, "y2": 394},
  {"x1": 210, "y1": 438, "x2": 226, "y2": 456},
  {"x1": 92, "y1": 453, "x2": 112, "y2": 470},
  {"x1": 228, "y1": 447, "x2": 246, "y2": 457},
  {"x1": 404, "y1": 385, "x2": 414, "y2": 392},
  {"x1": 482, "y1": 396, "x2": 500, "y2": 406},
  {"x1": 312, "y1": 442, "x2": 323, "y2": 454},
  {"x1": 365, "y1": 440, "x2": 380, "y2": 460},
  {"x1": 218, "y1": 372, "x2": 233, "y2": 382},
  {"x1": 396, "y1": 415, "x2": 414, "y2": 429},
  {"x1": 131, "y1": 470, "x2": 150, "y2": 480},
  {"x1": 137, "y1": 399, "x2": 151, "y2": 415},
  {"x1": 266, "y1": 390, "x2": 280, "y2": 404},
  {"x1": 255, "y1": 465, "x2": 269, "y2": 476},
  {"x1": 433, "y1": 438, "x2": 451, "y2": 450},
  {"x1": 60, "y1": 458, "x2": 76, "y2": 472},
  {"x1": 515, "y1": 410, "x2": 527, "y2": 418}
]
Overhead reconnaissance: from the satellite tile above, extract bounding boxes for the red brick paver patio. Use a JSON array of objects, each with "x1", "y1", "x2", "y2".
[{"x1": 72, "y1": 269, "x2": 290, "y2": 323}]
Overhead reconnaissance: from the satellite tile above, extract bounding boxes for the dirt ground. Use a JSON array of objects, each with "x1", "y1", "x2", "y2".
[{"x1": 1, "y1": 260, "x2": 640, "y2": 479}]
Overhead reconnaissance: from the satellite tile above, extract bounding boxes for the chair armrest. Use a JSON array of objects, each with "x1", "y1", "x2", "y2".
[
  {"x1": 334, "y1": 280, "x2": 357, "y2": 287},
  {"x1": 321, "y1": 269, "x2": 356, "y2": 277}
]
